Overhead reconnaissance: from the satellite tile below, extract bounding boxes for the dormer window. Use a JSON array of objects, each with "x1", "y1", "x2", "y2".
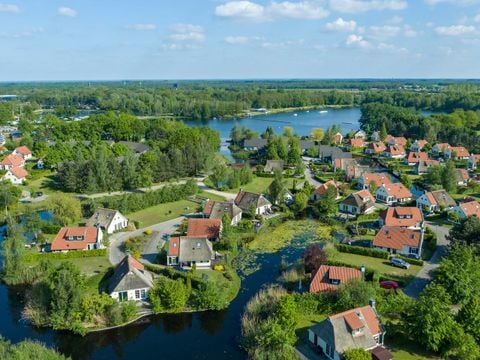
[{"x1": 331, "y1": 279, "x2": 340, "y2": 285}]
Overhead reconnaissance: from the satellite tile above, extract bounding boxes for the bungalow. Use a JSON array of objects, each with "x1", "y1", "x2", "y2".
[
  {"x1": 406, "y1": 152, "x2": 428, "y2": 166},
  {"x1": 339, "y1": 190, "x2": 375, "y2": 215},
  {"x1": 456, "y1": 169, "x2": 470, "y2": 186},
  {"x1": 432, "y1": 143, "x2": 450, "y2": 155},
  {"x1": 108, "y1": 255, "x2": 153, "y2": 302},
  {"x1": 452, "y1": 200, "x2": 480, "y2": 221},
  {"x1": 318, "y1": 145, "x2": 352, "y2": 164},
  {"x1": 203, "y1": 200, "x2": 242, "y2": 226},
  {"x1": 117, "y1": 141, "x2": 151, "y2": 154},
  {"x1": 0, "y1": 153, "x2": 24, "y2": 170},
  {"x1": 234, "y1": 190, "x2": 272, "y2": 215},
  {"x1": 13, "y1": 146, "x2": 32, "y2": 160},
  {"x1": 354, "y1": 130, "x2": 367, "y2": 139},
  {"x1": 51, "y1": 226, "x2": 104, "y2": 252},
  {"x1": 3, "y1": 166, "x2": 28, "y2": 185},
  {"x1": 346, "y1": 164, "x2": 370, "y2": 182},
  {"x1": 445, "y1": 146, "x2": 470, "y2": 160},
  {"x1": 375, "y1": 183, "x2": 412, "y2": 205},
  {"x1": 333, "y1": 158, "x2": 357, "y2": 173},
  {"x1": 410, "y1": 140, "x2": 428, "y2": 152},
  {"x1": 311, "y1": 180, "x2": 339, "y2": 202},
  {"x1": 388, "y1": 136, "x2": 407, "y2": 147},
  {"x1": 378, "y1": 206, "x2": 423, "y2": 229},
  {"x1": 186, "y1": 218, "x2": 222, "y2": 241},
  {"x1": 383, "y1": 145, "x2": 406, "y2": 159},
  {"x1": 333, "y1": 132, "x2": 343, "y2": 145},
  {"x1": 416, "y1": 190, "x2": 456, "y2": 213},
  {"x1": 467, "y1": 154, "x2": 480, "y2": 171},
  {"x1": 86, "y1": 208, "x2": 128, "y2": 234},
  {"x1": 345, "y1": 138, "x2": 365, "y2": 149},
  {"x1": 308, "y1": 303, "x2": 389, "y2": 360},
  {"x1": 373, "y1": 226, "x2": 423, "y2": 258},
  {"x1": 309, "y1": 265, "x2": 362, "y2": 293},
  {"x1": 242, "y1": 138, "x2": 267, "y2": 152},
  {"x1": 166, "y1": 236, "x2": 214, "y2": 268},
  {"x1": 264, "y1": 160, "x2": 284, "y2": 173},
  {"x1": 365, "y1": 142, "x2": 386, "y2": 155},
  {"x1": 415, "y1": 160, "x2": 440, "y2": 175},
  {"x1": 358, "y1": 173, "x2": 392, "y2": 190}
]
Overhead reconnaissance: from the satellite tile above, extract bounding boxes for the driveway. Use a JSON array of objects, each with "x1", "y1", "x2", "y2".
[
  {"x1": 403, "y1": 222, "x2": 449, "y2": 298},
  {"x1": 108, "y1": 217, "x2": 185, "y2": 266},
  {"x1": 302, "y1": 157, "x2": 321, "y2": 188}
]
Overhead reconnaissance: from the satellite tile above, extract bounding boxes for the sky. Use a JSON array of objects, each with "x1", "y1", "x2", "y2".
[{"x1": 1, "y1": 0, "x2": 480, "y2": 80}]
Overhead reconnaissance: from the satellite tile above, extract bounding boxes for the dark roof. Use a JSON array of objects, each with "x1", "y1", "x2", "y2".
[
  {"x1": 300, "y1": 140, "x2": 315, "y2": 150},
  {"x1": 431, "y1": 190, "x2": 456, "y2": 208},
  {"x1": 118, "y1": 141, "x2": 151, "y2": 154},
  {"x1": 178, "y1": 237, "x2": 214, "y2": 263},
  {"x1": 371, "y1": 346, "x2": 393, "y2": 360},
  {"x1": 234, "y1": 190, "x2": 271, "y2": 212},
  {"x1": 86, "y1": 208, "x2": 123, "y2": 229},
  {"x1": 318, "y1": 145, "x2": 352, "y2": 161},
  {"x1": 264, "y1": 160, "x2": 284, "y2": 172},
  {"x1": 206, "y1": 201, "x2": 242, "y2": 220},
  {"x1": 242, "y1": 138, "x2": 267, "y2": 149},
  {"x1": 108, "y1": 255, "x2": 153, "y2": 293}
]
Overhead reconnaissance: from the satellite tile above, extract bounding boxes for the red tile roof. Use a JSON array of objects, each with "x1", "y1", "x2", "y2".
[
  {"x1": 1, "y1": 154, "x2": 23, "y2": 167},
  {"x1": 348, "y1": 138, "x2": 365, "y2": 148},
  {"x1": 186, "y1": 218, "x2": 222, "y2": 238},
  {"x1": 373, "y1": 226, "x2": 421, "y2": 250},
  {"x1": 203, "y1": 200, "x2": 215, "y2": 216},
  {"x1": 14, "y1": 146, "x2": 31, "y2": 156},
  {"x1": 457, "y1": 169, "x2": 470, "y2": 182},
  {"x1": 425, "y1": 192, "x2": 437, "y2": 205},
  {"x1": 381, "y1": 207, "x2": 423, "y2": 227},
  {"x1": 380, "y1": 183, "x2": 412, "y2": 199},
  {"x1": 384, "y1": 135, "x2": 394, "y2": 144},
  {"x1": 10, "y1": 166, "x2": 28, "y2": 179},
  {"x1": 369, "y1": 142, "x2": 386, "y2": 153},
  {"x1": 356, "y1": 189, "x2": 373, "y2": 201},
  {"x1": 314, "y1": 180, "x2": 338, "y2": 196},
  {"x1": 127, "y1": 255, "x2": 144, "y2": 271},
  {"x1": 407, "y1": 152, "x2": 428, "y2": 164},
  {"x1": 51, "y1": 227, "x2": 98, "y2": 251},
  {"x1": 413, "y1": 140, "x2": 428, "y2": 150},
  {"x1": 330, "y1": 305, "x2": 382, "y2": 335},
  {"x1": 310, "y1": 265, "x2": 362, "y2": 293},
  {"x1": 362, "y1": 173, "x2": 392, "y2": 187},
  {"x1": 393, "y1": 137, "x2": 407, "y2": 146},
  {"x1": 387, "y1": 145, "x2": 405, "y2": 156},
  {"x1": 459, "y1": 201, "x2": 480, "y2": 218},
  {"x1": 168, "y1": 237, "x2": 180, "y2": 257},
  {"x1": 434, "y1": 143, "x2": 450, "y2": 152},
  {"x1": 449, "y1": 146, "x2": 470, "y2": 158},
  {"x1": 344, "y1": 312, "x2": 364, "y2": 330}
]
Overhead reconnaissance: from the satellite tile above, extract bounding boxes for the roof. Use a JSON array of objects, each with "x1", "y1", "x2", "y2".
[
  {"x1": 393, "y1": 137, "x2": 407, "y2": 146},
  {"x1": 380, "y1": 207, "x2": 423, "y2": 227},
  {"x1": 379, "y1": 183, "x2": 412, "y2": 199},
  {"x1": 362, "y1": 173, "x2": 392, "y2": 187},
  {"x1": 459, "y1": 200, "x2": 480, "y2": 218},
  {"x1": 86, "y1": 208, "x2": 123, "y2": 229},
  {"x1": 203, "y1": 200, "x2": 242, "y2": 220},
  {"x1": 342, "y1": 190, "x2": 375, "y2": 208},
  {"x1": 108, "y1": 255, "x2": 153, "y2": 294},
  {"x1": 310, "y1": 265, "x2": 362, "y2": 293},
  {"x1": 348, "y1": 138, "x2": 365, "y2": 147},
  {"x1": 448, "y1": 146, "x2": 470, "y2": 158},
  {"x1": 369, "y1": 142, "x2": 386, "y2": 153},
  {"x1": 14, "y1": 146, "x2": 31, "y2": 156},
  {"x1": 314, "y1": 180, "x2": 338, "y2": 197},
  {"x1": 407, "y1": 152, "x2": 428, "y2": 164},
  {"x1": 373, "y1": 226, "x2": 422, "y2": 250},
  {"x1": 178, "y1": 237, "x2": 214, "y2": 263},
  {"x1": 416, "y1": 160, "x2": 440, "y2": 172},
  {"x1": 118, "y1": 141, "x2": 150, "y2": 154},
  {"x1": 434, "y1": 143, "x2": 450, "y2": 152},
  {"x1": 318, "y1": 145, "x2": 352, "y2": 161},
  {"x1": 371, "y1": 346, "x2": 393, "y2": 360},
  {"x1": 412, "y1": 140, "x2": 428, "y2": 150},
  {"x1": 456, "y1": 169, "x2": 470, "y2": 182},
  {"x1": 186, "y1": 218, "x2": 222, "y2": 239},
  {"x1": 9, "y1": 166, "x2": 28, "y2": 179},
  {"x1": 264, "y1": 160, "x2": 284, "y2": 172},
  {"x1": 387, "y1": 145, "x2": 405, "y2": 156},
  {"x1": 309, "y1": 305, "x2": 383, "y2": 354},
  {"x1": 235, "y1": 190, "x2": 271, "y2": 212},
  {"x1": 242, "y1": 138, "x2": 267, "y2": 149},
  {"x1": 300, "y1": 140, "x2": 315, "y2": 149},
  {"x1": 168, "y1": 236, "x2": 180, "y2": 257},
  {"x1": 51, "y1": 226, "x2": 99, "y2": 251},
  {"x1": 1, "y1": 153, "x2": 24, "y2": 167},
  {"x1": 430, "y1": 190, "x2": 456, "y2": 208}
]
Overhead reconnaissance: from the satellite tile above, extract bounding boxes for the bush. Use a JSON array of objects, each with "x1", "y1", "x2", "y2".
[
  {"x1": 396, "y1": 255, "x2": 424, "y2": 266},
  {"x1": 24, "y1": 249, "x2": 107, "y2": 262},
  {"x1": 335, "y1": 243, "x2": 389, "y2": 259}
]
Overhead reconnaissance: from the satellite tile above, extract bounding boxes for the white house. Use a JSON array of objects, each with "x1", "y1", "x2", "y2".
[
  {"x1": 13, "y1": 146, "x2": 32, "y2": 160},
  {"x1": 0, "y1": 153, "x2": 24, "y2": 170},
  {"x1": 234, "y1": 190, "x2": 272, "y2": 215},
  {"x1": 416, "y1": 190, "x2": 456, "y2": 213},
  {"x1": 354, "y1": 130, "x2": 366, "y2": 139},
  {"x1": 203, "y1": 200, "x2": 242, "y2": 226},
  {"x1": 108, "y1": 255, "x2": 153, "y2": 302},
  {"x1": 167, "y1": 236, "x2": 215, "y2": 269},
  {"x1": 375, "y1": 183, "x2": 412, "y2": 206},
  {"x1": 373, "y1": 226, "x2": 424, "y2": 258},
  {"x1": 3, "y1": 166, "x2": 28, "y2": 185},
  {"x1": 339, "y1": 190, "x2": 375, "y2": 215},
  {"x1": 410, "y1": 140, "x2": 428, "y2": 152},
  {"x1": 86, "y1": 208, "x2": 128, "y2": 234}
]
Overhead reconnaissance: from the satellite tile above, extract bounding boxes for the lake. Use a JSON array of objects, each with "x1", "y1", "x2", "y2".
[{"x1": 0, "y1": 222, "x2": 320, "y2": 360}]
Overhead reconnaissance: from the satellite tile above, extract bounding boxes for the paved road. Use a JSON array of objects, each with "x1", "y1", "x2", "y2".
[
  {"x1": 302, "y1": 156, "x2": 321, "y2": 188},
  {"x1": 196, "y1": 180, "x2": 237, "y2": 200},
  {"x1": 403, "y1": 222, "x2": 449, "y2": 298},
  {"x1": 108, "y1": 217, "x2": 184, "y2": 266}
]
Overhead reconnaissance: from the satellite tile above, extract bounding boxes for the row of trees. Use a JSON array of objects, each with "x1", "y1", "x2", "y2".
[{"x1": 0, "y1": 337, "x2": 68, "y2": 360}]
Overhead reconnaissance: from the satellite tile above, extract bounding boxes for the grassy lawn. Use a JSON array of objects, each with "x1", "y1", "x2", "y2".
[
  {"x1": 228, "y1": 176, "x2": 295, "y2": 194},
  {"x1": 201, "y1": 269, "x2": 241, "y2": 302},
  {"x1": 330, "y1": 250, "x2": 422, "y2": 281}
]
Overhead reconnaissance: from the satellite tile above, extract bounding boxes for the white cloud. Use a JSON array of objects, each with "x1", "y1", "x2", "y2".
[
  {"x1": 346, "y1": 34, "x2": 371, "y2": 48},
  {"x1": 435, "y1": 24, "x2": 475, "y2": 36},
  {"x1": 224, "y1": 35, "x2": 250, "y2": 44},
  {"x1": 0, "y1": 3, "x2": 19, "y2": 13},
  {"x1": 403, "y1": 25, "x2": 417, "y2": 37},
  {"x1": 325, "y1": 17, "x2": 357, "y2": 31},
  {"x1": 369, "y1": 25, "x2": 401, "y2": 39},
  {"x1": 425, "y1": 0, "x2": 479, "y2": 5},
  {"x1": 125, "y1": 24, "x2": 157, "y2": 31},
  {"x1": 378, "y1": 42, "x2": 408, "y2": 53},
  {"x1": 58, "y1": 6, "x2": 77, "y2": 17},
  {"x1": 260, "y1": 39, "x2": 305, "y2": 49},
  {"x1": 169, "y1": 23, "x2": 205, "y2": 42},
  {"x1": 329, "y1": 0, "x2": 407, "y2": 13},
  {"x1": 215, "y1": 0, "x2": 329, "y2": 21}
]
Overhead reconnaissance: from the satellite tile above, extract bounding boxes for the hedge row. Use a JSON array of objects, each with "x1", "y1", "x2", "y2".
[
  {"x1": 396, "y1": 255, "x2": 424, "y2": 266},
  {"x1": 335, "y1": 243, "x2": 389, "y2": 259},
  {"x1": 24, "y1": 249, "x2": 107, "y2": 262}
]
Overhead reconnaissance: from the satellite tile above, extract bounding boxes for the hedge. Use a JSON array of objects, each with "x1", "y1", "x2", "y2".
[
  {"x1": 335, "y1": 244, "x2": 389, "y2": 259},
  {"x1": 24, "y1": 249, "x2": 107, "y2": 262},
  {"x1": 396, "y1": 255, "x2": 424, "y2": 266}
]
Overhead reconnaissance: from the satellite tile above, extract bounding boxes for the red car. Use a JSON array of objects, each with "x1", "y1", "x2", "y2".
[{"x1": 379, "y1": 280, "x2": 399, "y2": 290}]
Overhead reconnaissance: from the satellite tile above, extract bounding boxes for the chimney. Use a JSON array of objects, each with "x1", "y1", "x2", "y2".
[{"x1": 369, "y1": 298, "x2": 376, "y2": 309}]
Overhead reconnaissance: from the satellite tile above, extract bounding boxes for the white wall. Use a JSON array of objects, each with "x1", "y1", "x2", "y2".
[{"x1": 111, "y1": 287, "x2": 150, "y2": 302}]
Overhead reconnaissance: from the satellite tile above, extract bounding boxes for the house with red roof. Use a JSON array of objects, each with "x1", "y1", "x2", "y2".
[
  {"x1": 311, "y1": 180, "x2": 339, "y2": 202},
  {"x1": 406, "y1": 152, "x2": 428, "y2": 166},
  {"x1": 339, "y1": 190, "x2": 375, "y2": 215},
  {"x1": 415, "y1": 159, "x2": 440, "y2": 175},
  {"x1": 0, "y1": 153, "x2": 24, "y2": 170},
  {"x1": 3, "y1": 166, "x2": 28, "y2": 185},
  {"x1": 456, "y1": 169, "x2": 470, "y2": 186},
  {"x1": 383, "y1": 145, "x2": 406, "y2": 159},
  {"x1": 375, "y1": 183, "x2": 412, "y2": 205},
  {"x1": 453, "y1": 200, "x2": 480, "y2": 221},
  {"x1": 410, "y1": 140, "x2": 428, "y2": 152},
  {"x1": 186, "y1": 218, "x2": 222, "y2": 241},
  {"x1": 309, "y1": 265, "x2": 362, "y2": 293},
  {"x1": 345, "y1": 138, "x2": 365, "y2": 149},
  {"x1": 445, "y1": 146, "x2": 470, "y2": 160},
  {"x1": 13, "y1": 146, "x2": 32, "y2": 160},
  {"x1": 416, "y1": 190, "x2": 456, "y2": 213},
  {"x1": 378, "y1": 206, "x2": 424, "y2": 229},
  {"x1": 432, "y1": 143, "x2": 450, "y2": 155},
  {"x1": 365, "y1": 141, "x2": 387, "y2": 155},
  {"x1": 358, "y1": 173, "x2": 392, "y2": 190},
  {"x1": 308, "y1": 303, "x2": 389, "y2": 360},
  {"x1": 108, "y1": 255, "x2": 153, "y2": 302},
  {"x1": 50, "y1": 226, "x2": 104, "y2": 252},
  {"x1": 468, "y1": 154, "x2": 480, "y2": 171},
  {"x1": 387, "y1": 136, "x2": 407, "y2": 147},
  {"x1": 373, "y1": 226, "x2": 423, "y2": 258}
]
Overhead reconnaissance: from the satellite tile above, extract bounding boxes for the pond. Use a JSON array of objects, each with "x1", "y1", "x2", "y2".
[{"x1": 0, "y1": 221, "x2": 322, "y2": 360}]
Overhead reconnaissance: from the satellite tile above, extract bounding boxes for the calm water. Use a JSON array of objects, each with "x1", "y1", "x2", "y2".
[
  {"x1": 183, "y1": 108, "x2": 361, "y2": 159},
  {"x1": 0, "y1": 224, "x2": 315, "y2": 359}
]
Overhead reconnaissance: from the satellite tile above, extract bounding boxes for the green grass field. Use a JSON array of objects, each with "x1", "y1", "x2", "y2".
[{"x1": 229, "y1": 176, "x2": 296, "y2": 194}]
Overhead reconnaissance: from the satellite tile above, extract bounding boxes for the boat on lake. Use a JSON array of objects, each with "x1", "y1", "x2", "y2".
[{"x1": 319, "y1": 110, "x2": 328, "y2": 114}]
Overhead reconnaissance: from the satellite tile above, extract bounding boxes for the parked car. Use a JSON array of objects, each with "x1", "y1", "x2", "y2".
[
  {"x1": 379, "y1": 280, "x2": 399, "y2": 290},
  {"x1": 390, "y1": 257, "x2": 410, "y2": 269}
]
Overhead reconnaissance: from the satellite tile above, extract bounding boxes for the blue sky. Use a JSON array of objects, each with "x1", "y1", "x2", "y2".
[{"x1": 1, "y1": 0, "x2": 480, "y2": 80}]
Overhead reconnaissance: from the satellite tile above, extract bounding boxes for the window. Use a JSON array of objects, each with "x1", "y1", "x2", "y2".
[
  {"x1": 141, "y1": 289, "x2": 146, "y2": 298},
  {"x1": 135, "y1": 290, "x2": 140, "y2": 299},
  {"x1": 119, "y1": 291, "x2": 128, "y2": 302},
  {"x1": 409, "y1": 247, "x2": 419, "y2": 255}
]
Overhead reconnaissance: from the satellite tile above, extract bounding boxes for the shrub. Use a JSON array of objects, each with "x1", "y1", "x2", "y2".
[
  {"x1": 24, "y1": 249, "x2": 107, "y2": 262},
  {"x1": 335, "y1": 244, "x2": 389, "y2": 259},
  {"x1": 396, "y1": 255, "x2": 424, "y2": 266}
]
